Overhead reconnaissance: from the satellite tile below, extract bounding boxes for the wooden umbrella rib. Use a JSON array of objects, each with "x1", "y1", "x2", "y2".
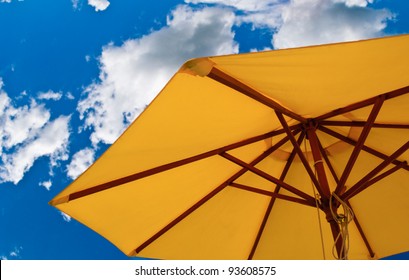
[
  {"x1": 133, "y1": 181, "x2": 228, "y2": 255},
  {"x1": 334, "y1": 96, "x2": 384, "y2": 195},
  {"x1": 320, "y1": 121, "x2": 409, "y2": 129},
  {"x1": 342, "y1": 140, "x2": 409, "y2": 200},
  {"x1": 346, "y1": 201, "x2": 376, "y2": 258},
  {"x1": 66, "y1": 127, "x2": 300, "y2": 202},
  {"x1": 207, "y1": 67, "x2": 306, "y2": 123},
  {"x1": 342, "y1": 157, "x2": 408, "y2": 201},
  {"x1": 248, "y1": 132, "x2": 306, "y2": 260},
  {"x1": 220, "y1": 151, "x2": 316, "y2": 204},
  {"x1": 230, "y1": 182, "x2": 315, "y2": 207},
  {"x1": 316, "y1": 132, "x2": 340, "y2": 184},
  {"x1": 275, "y1": 111, "x2": 323, "y2": 196},
  {"x1": 318, "y1": 125, "x2": 409, "y2": 172},
  {"x1": 132, "y1": 132, "x2": 294, "y2": 255},
  {"x1": 316, "y1": 85, "x2": 409, "y2": 121}
]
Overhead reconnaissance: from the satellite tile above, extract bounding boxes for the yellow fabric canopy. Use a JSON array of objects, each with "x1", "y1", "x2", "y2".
[{"x1": 51, "y1": 34, "x2": 409, "y2": 260}]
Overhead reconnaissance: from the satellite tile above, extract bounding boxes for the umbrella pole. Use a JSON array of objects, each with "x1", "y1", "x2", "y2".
[
  {"x1": 326, "y1": 209, "x2": 345, "y2": 259},
  {"x1": 306, "y1": 122, "x2": 344, "y2": 259}
]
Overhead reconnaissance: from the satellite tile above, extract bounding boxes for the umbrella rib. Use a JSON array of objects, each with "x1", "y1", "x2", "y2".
[
  {"x1": 207, "y1": 66, "x2": 306, "y2": 123},
  {"x1": 334, "y1": 96, "x2": 385, "y2": 195},
  {"x1": 132, "y1": 133, "x2": 295, "y2": 255},
  {"x1": 230, "y1": 182, "x2": 315, "y2": 207},
  {"x1": 346, "y1": 201, "x2": 376, "y2": 258},
  {"x1": 342, "y1": 147, "x2": 409, "y2": 200},
  {"x1": 220, "y1": 152, "x2": 316, "y2": 204},
  {"x1": 61, "y1": 127, "x2": 300, "y2": 203},
  {"x1": 275, "y1": 111, "x2": 324, "y2": 197},
  {"x1": 316, "y1": 132, "x2": 340, "y2": 184},
  {"x1": 320, "y1": 121, "x2": 409, "y2": 129},
  {"x1": 318, "y1": 125, "x2": 409, "y2": 172},
  {"x1": 248, "y1": 131, "x2": 306, "y2": 260},
  {"x1": 348, "y1": 162, "x2": 407, "y2": 199},
  {"x1": 316, "y1": 85, "x2": 409, "y2": 121}
]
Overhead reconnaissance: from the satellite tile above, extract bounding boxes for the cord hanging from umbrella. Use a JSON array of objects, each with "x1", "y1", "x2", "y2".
[{"x1": 330, "y1": 192, "x2": 354, "y2": 260}]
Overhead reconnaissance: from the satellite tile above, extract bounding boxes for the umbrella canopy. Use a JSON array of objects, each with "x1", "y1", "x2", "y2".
[{"x1": 50, "y1": 34, "x2": 409, "y2": 260}]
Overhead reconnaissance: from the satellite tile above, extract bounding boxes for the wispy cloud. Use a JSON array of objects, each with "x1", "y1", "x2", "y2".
[
  {"x1": 186, "y1": 0, "x2": 393, "y2": 49},
  {"x1": 37, "y1": 90, "x2": 63, "y2": 101},
  {"x1": 66, "y1": 147, "x2": 95, "y2": 180},
  {"x1": 186, "y1": 0, "x2": 285, "y2": 28},
  {"x1": 1, "y1": 246, "x2": 23, "y2": 259},
  {"x1": 71, "y1": 0, "x2": 80, "y2": 9},
  {"x1": 335, "y1": 0, "x2": 374, "y2": 8},
  {"x1": 272, "y1": 0, "x2": 393, "y2": 49},
  {"x1": 0, "y1": 79, "x2": 71, "y2": 184},
  {"x1": 60, "y1": 212, "x2": 72, "y2": 222},
  {"x1": 88, "y1": 0, "x2": 110, "y2": 12},
  {"x1": 0, "y1": 0, "x2": 24, "y2": 3},
  {"x1": 0, "y1": 96, "x2": 50, "y2": 151},
  {"x1": 0, "y1": 115, "x2": 71, "y2": 184},
  {"x1": 78, "y1": 5, "x2": 238, "y2": 146},
  {"x1": 185, "y1": 0, "x2": 283, "y2": 11},
  {"x1": 66, "y1": 92, "x2": 75, "y2": 100},
  {"x1": 10, "y1": 251, "x2": 18, "y2": 257},
  {"x1": 78, "y1": 1, "x2": 393, "y2": 147},
  {"x1": 39, "y1": 180, "x2": 52, "y2": 191}
]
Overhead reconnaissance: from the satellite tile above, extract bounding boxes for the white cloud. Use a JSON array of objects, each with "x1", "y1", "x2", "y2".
[
  {"x1": 0, "y1": 79, "x2": 71, "y2": 184},
  {"x1": 235, "y1": 8, "x2": 284, "y2": 29},
  {"x1": 79, "y1": 5, "x2": 238, "y2": 146},
  {"x1": 186, "y1": 0, "x2": 285, "y2": 28},
  {"x1": 39, "y1": 180, "x2": 52, "y2": 191},
  {"x1": 5, "y1": 246, "x2": 23, "y2": 259},
  {"x1": 37, "y1": 90, "x2": 63, "y2": 101},
  {"x1": 71, "y1": 0, "x2": 79, "y2": 9},
  {"x1": 60, "y1": 212, "x2": 72, "y2": 222},
  {"x1": 0, "y1": 0, "x2": 24, "y2": 3},
  {"x1": 187, "y1": 0, "x2": 392, "y2": 49},
  {"x1": 78, "y1": 1, "x2": 392, "y2": 147},
  {"x1": 250, "y1": 46, "x2": 272, "y2": 53},
  {"x1": 185, "y1": 0, "x2": 282, "y2": 12},
  {"x1": 88, "y1": 0, "x2": 110, "y2": 12},
  {"x1": 0, "y1": 93, "x2": 50, "y2": 151},
  {"x1": 0, "y1": 115, "x2": 71, "y2": 184},
  {"x1": 334, "y1": 0, "x2": 373, "y2": 7},
  {"x1": 272, "y1": 0, "x2": 393, "y2": 49},
  {"x1": 66, "y1": 92, "x2": 75, "y2": 100},
  {"x1": 66, "y1": 147, "x2": 95, "y2": 180}
]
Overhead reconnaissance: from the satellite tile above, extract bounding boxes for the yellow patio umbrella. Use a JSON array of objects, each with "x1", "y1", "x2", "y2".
[{"x1": 50, "y1": 34, "x2": 409, "y2": 260}]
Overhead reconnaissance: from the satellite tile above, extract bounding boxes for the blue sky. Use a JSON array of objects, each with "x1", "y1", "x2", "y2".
[{"x1": 0, "y1": 0, "x2": 408, "y2": 260}]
